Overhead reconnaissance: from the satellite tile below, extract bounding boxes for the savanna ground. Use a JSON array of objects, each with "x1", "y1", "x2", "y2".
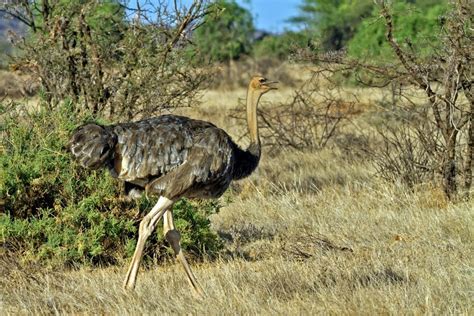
[{"x1": 1, "y1": 66, "x2": 473, "y2": 315}]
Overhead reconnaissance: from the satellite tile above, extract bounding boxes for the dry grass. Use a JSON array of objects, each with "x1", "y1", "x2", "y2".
[
  {"x1": 1, "y1": 76, "x2": 473, "y2": 314},
  {"x1": 2, "y1": 148, "x2": 472, "y2": 314}
]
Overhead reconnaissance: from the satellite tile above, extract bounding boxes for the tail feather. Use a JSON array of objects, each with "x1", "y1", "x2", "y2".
[{"x1": 69, "y1": 123, "x2": 117, "y2": 169}]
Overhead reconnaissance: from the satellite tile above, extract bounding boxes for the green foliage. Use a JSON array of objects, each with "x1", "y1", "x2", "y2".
[
  {"x1": 347, "y1": 1, "x2": 448, "y2": 61},
  {"x1": 291, "y1": 0, "x2": 373, "y2": 51},
  {"x1": 291, "y1": 0, "x2": 448, "y2": 54},
  {"x1": 32, "y1": 1, "x2": 124, "y2": 30},
  {"x1": 253, "y1": 31, "x2": 311, "y2": 60},
  {"x1": 0, "y1": 102, "x2": 223, "y2": 267},
  {"x1": 84, "y1": 1, "x2": 124, "y2": 32},
  {"x1": 191, "y1": 0, "x2": 255, "y2": 62}
]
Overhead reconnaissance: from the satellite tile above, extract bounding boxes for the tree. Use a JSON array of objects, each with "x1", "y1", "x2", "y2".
[
  {"x1": 1, "y1": 0, "x2": 210, "y2": 119},
  {"x1": 378, "y1": 0, "x2": 473, "y2": 199},
  {"x1": 191, "y1": 0, "x2": 254, "y2": 63},
  {"x1": 290, "y1": 0, "x2": 373, "y2": 51},
  {"x1": 347, "y1": 1, "x2": 448, "y2": 60},
  {"x1": 291, "y1": 0, "x2": 448, "y2": 53}
]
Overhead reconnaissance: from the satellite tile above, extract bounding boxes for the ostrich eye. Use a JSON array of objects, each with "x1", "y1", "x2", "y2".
[{"x1": 259, "y1": 78, "x2": 266, "y2": 83}]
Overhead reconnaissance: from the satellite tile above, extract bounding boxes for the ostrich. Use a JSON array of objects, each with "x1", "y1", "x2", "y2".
[{"x1": 69, "y1": 75, "x2": 277, "y2": 296}]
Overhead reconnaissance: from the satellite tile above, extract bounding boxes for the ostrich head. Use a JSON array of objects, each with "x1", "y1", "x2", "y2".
[{"x1": 249, "y1": 75, "x2": 278, "y2": 95}]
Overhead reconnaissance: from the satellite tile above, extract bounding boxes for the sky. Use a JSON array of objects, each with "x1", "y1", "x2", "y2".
[
  {"x1": 170, "y1": 0, "x2": 302, "y2": 33},
  {"x1": 238, "y1": 0, "x2": 301, "y2": 33}
]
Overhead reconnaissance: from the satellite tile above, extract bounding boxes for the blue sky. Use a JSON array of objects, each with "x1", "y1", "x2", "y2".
[
  {"x1": 169, "y1": 0, "x2": 302, "y2": 33},
  {"x1": 238, "y1": 0, "x2": 301, "y2": 33}
]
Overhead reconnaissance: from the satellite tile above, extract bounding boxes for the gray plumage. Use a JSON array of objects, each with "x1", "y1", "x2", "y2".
[{"x1": 69, "y1": 114, "x2": 260, "y2": 200}]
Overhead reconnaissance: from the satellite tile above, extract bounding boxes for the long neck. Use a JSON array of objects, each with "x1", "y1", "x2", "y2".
[
  {"x1": 231, "y1": 87, "x2": 262, "y2": 180},
  {"x1": 246, "y1": 87, "x2": 262, "y2": 157}
]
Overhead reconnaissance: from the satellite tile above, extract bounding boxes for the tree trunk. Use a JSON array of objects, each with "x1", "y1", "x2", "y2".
[
  {"x1": 464, "y1": 104, "x2": 473, "y2": 197},
  {"x1": 443, "y1": 134, "x2": 458, "y2": 199}
]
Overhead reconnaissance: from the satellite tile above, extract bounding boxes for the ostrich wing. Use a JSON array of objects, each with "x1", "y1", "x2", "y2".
[{"x1": 110, "y1": 115, "x2": 234, "y2": 193}]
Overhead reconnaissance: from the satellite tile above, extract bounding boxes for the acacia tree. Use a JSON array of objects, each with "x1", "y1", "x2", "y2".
[
  {"x1": 1, "y1": 0, "x2": 211, "y2": 119},
  {"x1": 299, "y1": 0, "x2": 472, "y2": 199},
  {"x1": 378, "y1": 0, "x2": 472, "y2": 198}
]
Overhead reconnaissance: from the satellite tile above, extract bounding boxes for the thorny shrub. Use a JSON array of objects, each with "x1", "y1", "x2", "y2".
[
  {"x1": 3, "y1": 0, "x2": 210, "y2": 120},
  {"x1": 367, "y1": 122, "x2": 441, "y2": 188}
]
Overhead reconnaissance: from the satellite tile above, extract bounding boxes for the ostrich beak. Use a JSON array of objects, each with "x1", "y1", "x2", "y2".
[{"x1": 265, "y1": 81, "x2": 279, "y2": 90}]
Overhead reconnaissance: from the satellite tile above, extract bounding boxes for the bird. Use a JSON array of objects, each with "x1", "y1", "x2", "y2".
[{"x1": 68, "y1": 75, "x2": 277, "y2": 296}]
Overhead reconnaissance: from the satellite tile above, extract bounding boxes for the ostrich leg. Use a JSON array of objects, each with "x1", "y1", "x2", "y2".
[
  {"x1": 123, "y1": 196, "x2": 174, "y2": 290},
  {"x1": 164, "y1": 210, "x2": 205, "y2": 297}
]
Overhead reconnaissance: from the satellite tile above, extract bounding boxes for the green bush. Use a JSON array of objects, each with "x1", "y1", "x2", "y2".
[{"x1": 0, "y1": 102, "x2": 223, "y2": 267}]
